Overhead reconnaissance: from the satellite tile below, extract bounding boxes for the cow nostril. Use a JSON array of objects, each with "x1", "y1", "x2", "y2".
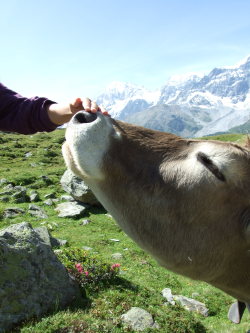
[{"x1": 73, "y1": 111, "x2": 97, "y2": 124}]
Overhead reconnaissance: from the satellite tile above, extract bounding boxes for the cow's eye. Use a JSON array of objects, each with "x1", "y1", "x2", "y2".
[{"x1": 197, "y1": 152, "x2": 226, "y2": 182}]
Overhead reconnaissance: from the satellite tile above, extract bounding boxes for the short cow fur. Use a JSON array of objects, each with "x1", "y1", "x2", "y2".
[{"x1": 63, "y1": 111, "x2": 250, "y2": 323}]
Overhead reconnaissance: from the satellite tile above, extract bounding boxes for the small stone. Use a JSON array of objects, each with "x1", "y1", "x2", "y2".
[
  {"x1": 121, "y1": 307, "x2": 159, "y2": 331},
  {"x1": 110, "y1": 238, "x2": 120, "y2": 242},
  {"x1": 174, "y1": 295, "x2": 209, "y2": 317},
  {"x1": 162, "y1": 288, "x2": 175, "y2": 305},
  {"x1": 44, "y1": 199, "x2": 54, "y2": 206},
  {"x1": 55, "y1": 202, "x2": 87, "y2": 218},
  {"x1": 0, "y1": 196, "x2": 9, "y2": 202},
  {"x1": 111, "y1": 253, "x2": 123, "y2": 260},
  {"x1": 54, "y1": 249, "x2": 63, "y2": 255},
  {"x1": 3, "y1": 184, "x2": 14, "y2": 191},
  {"x1": 60, "y1": 169, "x2": 100, "y2": 206},
  {"x1": 80, "y1": 219, "x2": 91, "y2": 226},
  {"x1": 3, "y1": 207, "x2": 25, "y2": 218},
  {"x1": 29, "y1": 191, "x2": 40, "y2": 202},
  {"x1": 12, "y1": 186, "x2": 29, "y2": 203},
  {"x1": 57, "y1": 239, "x2": 68, "y2": 246},
  {"x1": 0, "y1": 178, "x2": 8, "y2": 185},
  {"x1": 82, "y1": 246, "x2": 93, "y2": 251},
  {"x1": 39, "y1": 175, "x2": 53, "y2": 185},
  {"x1": 60, "y1": 195, "x2": 75, "y2": 202},
  {"x1": 28, "y1": 204, "x2": 48, "y2": 219},
  {"x1": 24, "y1": 152, "x2": 33, "y2": 158},
  {"x1": 105, "y1": 213, "x2": 113, "y2": 218},
  {"x1": 191, "y1": 292, "x2": 200, "y2": 299},
  {"x1": 44, "y1": 193, "x2": 57, "y2": 199},
  {"x1": 0, "y1": 190, "x2": 13, "y2": 196}
]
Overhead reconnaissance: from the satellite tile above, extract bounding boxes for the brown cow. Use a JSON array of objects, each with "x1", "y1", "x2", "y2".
[{"x1": 62, "y1": 111, "x2": 250, "y2": 323}]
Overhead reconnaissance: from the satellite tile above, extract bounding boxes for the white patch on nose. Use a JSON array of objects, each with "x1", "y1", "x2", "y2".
[{"x1": 64, "y1": 113, "x2": 121, "y2": 179}]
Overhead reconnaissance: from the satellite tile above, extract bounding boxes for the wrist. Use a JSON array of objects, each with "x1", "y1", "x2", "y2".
[{"x1": 47, "y1": 103, "x2": 72, "y2": 126}]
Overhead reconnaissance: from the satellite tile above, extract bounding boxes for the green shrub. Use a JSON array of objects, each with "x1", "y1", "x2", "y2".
[{"x1": 57, "y1": 248, "x2": 121, "y2": 292}]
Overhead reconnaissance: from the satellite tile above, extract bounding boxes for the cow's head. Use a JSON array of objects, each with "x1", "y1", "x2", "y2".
[{"x1": 63, "y1": 111, "x2": 250, "y2": 321}]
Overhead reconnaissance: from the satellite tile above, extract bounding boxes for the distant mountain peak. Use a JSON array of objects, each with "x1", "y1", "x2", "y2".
[
  {"x1": 166, "y1": 72, "x2": 204, "y2": 86},
  {"x1": 96, "y1": 55, "x2": 250, "y2": 137}
]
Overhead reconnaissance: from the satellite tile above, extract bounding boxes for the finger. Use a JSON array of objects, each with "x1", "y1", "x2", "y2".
[
  {"x1": 99, "y1": 105, "x2": 109, "y2": 116},
  {"x1": 82, "y1": 97, "x2": 91, "y2": 111},
  {"x1": 70, "y1": 98, "x2": 83, "y2": 114},
  {"x1": 74, "y1": 97, "x2": 82, "y2": 107},
  {"x1": 102, "y1": 111, "x2": 110, "y2": 116},
  {"x1": 91, "y1": 101, "x2": 98, "y2": 113}
]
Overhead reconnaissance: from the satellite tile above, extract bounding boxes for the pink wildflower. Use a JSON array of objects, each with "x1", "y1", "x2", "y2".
[
  {"x1": 84, "y1": 271, "x2": 89, "y2": 277},
  {"x1": 111, "y1": 263, "x2": 121, "y2": 270},
  {"x1": 75, "y1": 263, "x2": 84, "y2": 273}
]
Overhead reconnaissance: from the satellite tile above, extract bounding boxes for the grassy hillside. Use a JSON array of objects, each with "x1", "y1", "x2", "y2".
[{"x1": 0, "y1": 130, "x2": 249, "y2": 332}]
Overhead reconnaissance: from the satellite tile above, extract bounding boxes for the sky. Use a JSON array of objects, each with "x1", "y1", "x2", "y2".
[{"x1": 1, "y1": 0, "x2": 250, "y2": 102}]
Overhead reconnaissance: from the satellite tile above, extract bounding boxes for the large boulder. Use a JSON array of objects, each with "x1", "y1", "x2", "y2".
[
  {"x1": 0, "y1": 222, "x2": 80, "y2": 332},
  {"x1": 60, "y1": 170, "x2": 100, "y2": 206}
]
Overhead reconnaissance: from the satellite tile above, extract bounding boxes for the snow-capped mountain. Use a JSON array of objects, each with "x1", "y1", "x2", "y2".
[
  {"x1": 96, "y1": 56, "x2": 250, "y2": 137},
  {"x1": 96, "y1": 81, "x2": 160, "y2": 120}
]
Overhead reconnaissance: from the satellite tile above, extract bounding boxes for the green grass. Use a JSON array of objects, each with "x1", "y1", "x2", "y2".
[{"x1": 0, "y1": 130, "x2": 249, "y2": 332}]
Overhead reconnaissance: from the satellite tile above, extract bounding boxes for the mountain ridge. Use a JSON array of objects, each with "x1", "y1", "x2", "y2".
[{"x1": 96, "y1": 55, "x2": 250, "y2": 137}]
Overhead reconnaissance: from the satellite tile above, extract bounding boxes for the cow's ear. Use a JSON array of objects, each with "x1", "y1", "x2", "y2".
[{"x1": 240, "y1": 207, "x2": 250, "y2": 242}]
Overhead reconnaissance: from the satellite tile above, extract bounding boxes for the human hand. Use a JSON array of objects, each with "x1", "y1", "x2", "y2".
[{"x1": 47, "y1": 97, "x2": 109, "y2": 126}]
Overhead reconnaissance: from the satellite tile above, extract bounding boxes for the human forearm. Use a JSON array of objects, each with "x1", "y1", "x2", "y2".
[{"x1": 47, "y1": 98, "x2": 108, "y2": 126}]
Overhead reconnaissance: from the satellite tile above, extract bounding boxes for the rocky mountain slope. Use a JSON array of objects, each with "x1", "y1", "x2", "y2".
[{"x1": 96, "y1": 56, "x2": 250, "y2": 137}]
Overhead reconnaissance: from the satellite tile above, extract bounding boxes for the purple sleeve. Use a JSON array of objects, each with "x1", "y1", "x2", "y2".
[{"x1": 0, "y1": 83, "x2": 58, "y2": 134}]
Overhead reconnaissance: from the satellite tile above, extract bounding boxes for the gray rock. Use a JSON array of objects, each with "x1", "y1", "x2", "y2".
[
  {"x1": 44, "y1": 199, "x2": 54, "y2": 206},
  {"x1": 80, "y1": 219, "x2": 91, "y2": 226},
  {"x1": 55, "y1": 202, "x2": 87, "y2": 218},
  {"x1": 0, "y1": 178, "x2": 8, "y2": 185},
  {"x1": 0, "y1": 196, "x2": 9, "y2": 202},
  {"x1": 111, "y1": 253, "x2": 123, "y2": 260},
  {"x1": 60, "y1": 169, "x2": 100, "y2": 206},
  {"x1": 0, "y1": 222, "x2": 80, "y2": 332},
  {"x1": 60, "y1": 194, "x2": 75, "y2": 202},
  {"x1": 54, "y1": 249, "x2": 63, "y2": 255},
  {"x1": 51, "y1": 238, "x2": 68, "y2": 247},
  {"x1": 82, "y1": 246, "x2": 93, "y2": 251},
  {"x1": 162, "y1": 288, "x2": 175, "y2": 305},
  {"x1": 0, "y1": 190, "x2": 13, "y2": 196},
  {"x1": 28, "y1": 204, "x2": 48, "y2": 219},
  {"x1": 34, "y1": 226, "x2": 52, "y2": 246},
  {"x1": 174, "y1": 295, "x2": 209, "y2": 317},
  {"x1": 121, "y1": 307, "x2": 159, "y2": 331},
  {"x1": 191, "y1": 292, "x2": 200, "y2": 299},
  {"x1": 44, "y1": 192, "x2": 56, "y2": 199},
  {"x1": 39, "y1": 175, "x2": 53, "y2": 185},
  {"x1": 12, "y1": 186, "x2": 29, "y2": 203},
  {"x1": 3, "y1": 184, "x2": 14, "y2": 191},
  {"x1": 24, "y1": 152, "x2": 33, "y2": 158},
  {"x1": 3, "y1": 207, "x2": 25, "y2": 218},
  {"x1": 29, "y1": 191, "x2": 40, "y2": 202},
  {"x1": 34, "y1": 226, "x2": 61, "y2": 248}
]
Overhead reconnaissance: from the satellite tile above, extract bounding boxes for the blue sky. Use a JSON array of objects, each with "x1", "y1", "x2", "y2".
[{"x1": 1, "y1": 0, "x2": 250, "y2": 102}]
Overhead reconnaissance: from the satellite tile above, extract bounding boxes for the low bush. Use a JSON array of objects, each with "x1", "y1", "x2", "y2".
[{"x1": 57, "y1": 248, "x2": 121, "y2": 293}]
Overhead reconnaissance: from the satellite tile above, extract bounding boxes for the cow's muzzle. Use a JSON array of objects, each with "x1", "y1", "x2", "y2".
[{"x1": 72, "y1": 111, "x2": 98, "y2": 125}]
